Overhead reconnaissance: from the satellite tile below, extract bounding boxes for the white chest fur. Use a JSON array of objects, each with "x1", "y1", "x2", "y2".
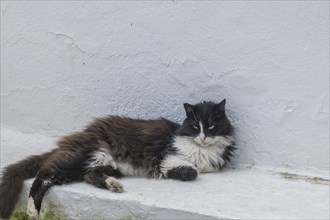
[{"x1": 172, "y1": 136, "x2": 232, "y2": 173}]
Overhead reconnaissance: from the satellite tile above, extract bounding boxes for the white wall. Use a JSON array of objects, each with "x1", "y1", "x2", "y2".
[{"x1": 1, "y1": 1, "x2": 329, "y2": 173}]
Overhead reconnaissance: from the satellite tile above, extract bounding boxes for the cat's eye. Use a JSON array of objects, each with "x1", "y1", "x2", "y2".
[
  {"x1": 208, "y1": 125, "x2": 215, "y2": 130},
  {"x1": 193, "y1": 125, "x2": 198, "y2": 130}
]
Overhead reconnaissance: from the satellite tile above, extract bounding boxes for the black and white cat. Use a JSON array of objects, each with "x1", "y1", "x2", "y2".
[{"x1": 0, "y1": 99, "x2": 235, "y2": 219}]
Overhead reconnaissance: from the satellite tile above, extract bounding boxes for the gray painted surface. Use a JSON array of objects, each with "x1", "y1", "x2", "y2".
[{"x1": 1, "y1": 1, "x2": 329, "y2": 172}]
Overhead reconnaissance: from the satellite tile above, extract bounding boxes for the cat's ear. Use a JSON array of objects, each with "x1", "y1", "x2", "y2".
[
  {"x1": 216, "y1": 99, "x2": 226, "y2": 111},
  {"x1": 183, "y1": 103, "x2": 196, "y2": 120}
]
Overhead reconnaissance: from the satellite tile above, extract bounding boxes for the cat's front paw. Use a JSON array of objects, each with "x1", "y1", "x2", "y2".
[
  {"x1": 167, "y1": 166, "x2": 198, "y2": 181},
  {"x1": 105, "y1": 177, "x2": 124, "y2": 193}
]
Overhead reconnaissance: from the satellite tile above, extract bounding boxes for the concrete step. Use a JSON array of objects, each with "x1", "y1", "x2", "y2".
[
  {"x1": 2, "y1": 126, "x2": 329, "y2": 219},
  {"x1": 13, "y1": 167, "x2": 329, "y2": 219}
]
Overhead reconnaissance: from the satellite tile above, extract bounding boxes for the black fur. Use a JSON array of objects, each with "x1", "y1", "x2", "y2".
[{"x1": 167, "y1": 166, "x2": 198, "y2": 181}]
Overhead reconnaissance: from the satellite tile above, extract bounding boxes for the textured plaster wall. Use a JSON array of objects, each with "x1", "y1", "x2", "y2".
[{"x1": 1, "y1": 1, "x2": 329, "y2": 173}]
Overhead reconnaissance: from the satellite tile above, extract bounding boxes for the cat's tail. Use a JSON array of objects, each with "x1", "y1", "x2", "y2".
[{"x1": 0, "y1": 151, "x2": 52, "y2": 219}]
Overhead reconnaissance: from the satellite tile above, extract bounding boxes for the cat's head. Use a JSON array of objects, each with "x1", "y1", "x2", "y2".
[{"x1": 176, "y1": 100, "x2": 233, "y2": 146}]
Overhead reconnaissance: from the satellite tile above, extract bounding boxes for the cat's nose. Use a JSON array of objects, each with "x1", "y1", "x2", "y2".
[{"x1": 200, "y1": 137, "x2": 206, "y2": 143}]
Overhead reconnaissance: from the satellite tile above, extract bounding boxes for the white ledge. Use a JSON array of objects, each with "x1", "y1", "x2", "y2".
[
  {"x1": 1, "y1": 126, "x2": 329, "y2": 219},
  {"x1": 14, "y1": 167, "x2": 328, "y2": 219}
]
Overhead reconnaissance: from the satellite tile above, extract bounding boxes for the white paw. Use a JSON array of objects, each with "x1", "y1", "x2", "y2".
[
  {"x1": 27, "y1": 197, "x2": 38, "y2": 219},
  {"x1": 105, "y1": 177, "x2": 124, "y2": 193}
]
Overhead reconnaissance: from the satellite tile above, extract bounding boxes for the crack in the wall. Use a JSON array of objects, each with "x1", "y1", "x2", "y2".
[
  {"x1": 34, "y1": 30, "x2": 210, "y2": 71},
  {"x1": 7, "y1": 29, "x2": 213, "y2": 77},
  {"x1": 45, "y1": 31, "x2": 90, "y2": 55},
  {"x1": 38, "y1": 30, "x2": 167, "y2": 67}
]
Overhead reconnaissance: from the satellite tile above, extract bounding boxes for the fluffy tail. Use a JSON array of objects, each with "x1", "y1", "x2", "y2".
[{"x1": 0, "y1": 151, "x2": 52, "y2": 219}]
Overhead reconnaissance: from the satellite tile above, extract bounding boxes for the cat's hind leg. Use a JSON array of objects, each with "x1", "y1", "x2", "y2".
[
  {"x1": 27, "y1": 151, "x2": 88, "y2": 219},
  {"x1": 84, "y1": 165, "x2": 124, "y2": 193}
]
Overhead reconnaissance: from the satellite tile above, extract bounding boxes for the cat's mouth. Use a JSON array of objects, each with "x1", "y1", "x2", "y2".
[{"x1": 194, "y1": 137, "x2": 214, "y2": 147}]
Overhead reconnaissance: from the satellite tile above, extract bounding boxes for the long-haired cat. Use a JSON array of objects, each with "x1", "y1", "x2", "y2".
[{"x1": 0, "y1": 100, "x2": 235, "y2": 219}]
